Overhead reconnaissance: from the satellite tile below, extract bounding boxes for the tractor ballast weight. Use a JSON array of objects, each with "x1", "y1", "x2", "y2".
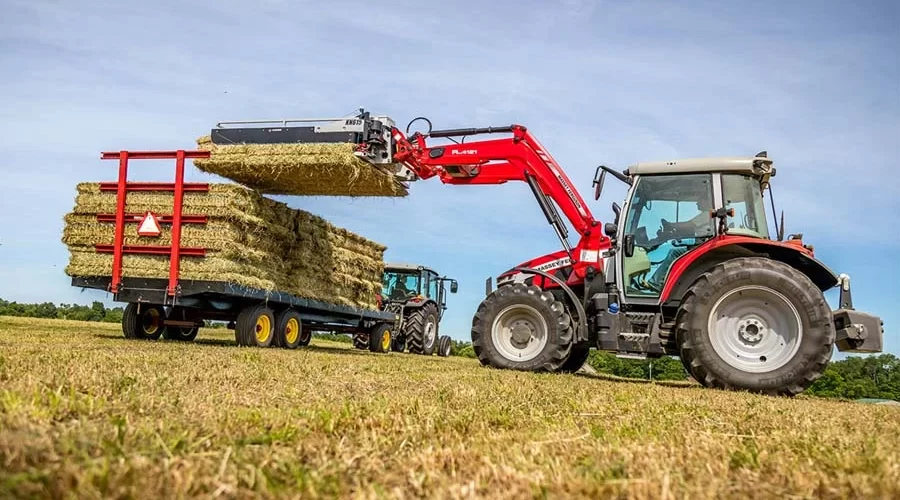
[{"x1": 210, "y1": 109, "x2": 884, "y2": 396}]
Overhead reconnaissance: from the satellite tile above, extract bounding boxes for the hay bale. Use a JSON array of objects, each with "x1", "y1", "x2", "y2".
[
  {"x1": 193, "y1": 136, "x2": 408, "y2": 197},
  {"x1": 62, "y1": 182, "x2": 386, "y2": 309}
]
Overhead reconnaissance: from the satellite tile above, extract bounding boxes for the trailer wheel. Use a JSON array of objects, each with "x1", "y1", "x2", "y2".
[
  {"x1": 675, "y1": 257, "x2": 835, "y2": 396},
  {"x1": 235, "y1": 305, "x2": 276, "y2": 347},
  {"x1": 437, "y1": 335, "x2": 452, "y2": 357},
  {"x1": 353, "y1": 333, "x2": 369, "y2": 350},
  {"x1": 162, "y1": 307, "x2": 200, "y2": 342},
  {"x1": 471, "y1": 283, "x2": 573, "y2": 372},
  {"x1": 405, "y1": 303, "x2": 439, "y2": 355},
  {"x1": 369, "y1": 323, "x2": 392, "y2": 353},
  {"x1": 558, "y1": 342, "x2": 591, "y2": 373},
  {"x1": 275, "y1": 309, "x2": 304, "y2": 349},
  {"x1": 122, "y1": 303, "x2": 165, "y2": 340}
]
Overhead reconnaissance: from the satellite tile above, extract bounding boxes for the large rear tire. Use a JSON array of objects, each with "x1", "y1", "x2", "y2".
[
  {"x1": 405, "y1": 303, "x2": 439, "y2": 355},
  {"x1": 471, "y1": 283, "x2": 573, "y2": 372},
  {"x1": 675, "y1": 257, "x2": 835, "y2": 396}
]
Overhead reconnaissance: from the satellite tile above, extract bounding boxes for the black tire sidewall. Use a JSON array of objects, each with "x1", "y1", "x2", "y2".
[
  {"x1": 472, "y1": 283, "x2": 573, "y2": 372},
  {"x1": 681, "y1": 258, "x2": 834, "y2": 393}
]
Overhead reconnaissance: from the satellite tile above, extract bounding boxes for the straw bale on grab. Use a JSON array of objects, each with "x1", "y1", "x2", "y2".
[{"x1": 192, "y1": 136, "x2": 408, "y2": 197}]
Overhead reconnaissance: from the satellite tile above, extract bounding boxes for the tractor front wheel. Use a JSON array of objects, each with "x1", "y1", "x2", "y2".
[
  {"x1": 675, "y1": 257, "x2": 835, "y2": 396},
  {"x1": 437, "y1": 335, "x2": 452, "y2": 357},
  {"x1": 558, "y1": 342, "x2": 591, "y2": 373},
  {"x1": 471, "y1": 283, "x2": 573, "y2": 372}
]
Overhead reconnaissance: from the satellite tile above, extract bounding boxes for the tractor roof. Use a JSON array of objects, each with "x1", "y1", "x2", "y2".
[
  {"x1": 626, "y1": 154, "x2": 774, "y2": 178},
  {"x1": 385, "y1": 262, "x2": 438, "y2": 274}
]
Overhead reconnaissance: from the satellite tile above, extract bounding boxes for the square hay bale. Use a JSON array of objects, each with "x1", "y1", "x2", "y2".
[
  {"x1": 193, "y1": 136, "x2": 409, "y2": 197},
  {"x1": 62, "y1": 182, "x2": 386, "y2": 309}
]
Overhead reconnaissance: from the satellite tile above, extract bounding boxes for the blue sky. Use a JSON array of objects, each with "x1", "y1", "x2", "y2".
[{"x1": 0, "y1": 0, "x2": 897, "y2": 358}]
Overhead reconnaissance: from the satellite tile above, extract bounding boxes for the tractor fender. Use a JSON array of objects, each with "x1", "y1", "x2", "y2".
[
  {"x1": 512, "y1": 266, "x2": 589, "y2": 343},
  {"x1": 660, "y1": 237, "x2": 840, "y2": 306}
]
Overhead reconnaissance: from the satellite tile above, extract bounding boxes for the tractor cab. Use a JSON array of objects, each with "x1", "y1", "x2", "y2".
[
  {"x1": 596, "y1": 152, "x2": 779, "y2": 301},
  {"x1": 381, "y1": 263, "x2": 458, "y2": 318}
]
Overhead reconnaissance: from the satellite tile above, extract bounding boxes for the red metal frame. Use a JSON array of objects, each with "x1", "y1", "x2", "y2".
[
  {"x1": 391, "y1": 125, "x2": 609, "y2": 284},
  {"x1": 98, "y1": 149, "x2": 211, "y2": 297}
]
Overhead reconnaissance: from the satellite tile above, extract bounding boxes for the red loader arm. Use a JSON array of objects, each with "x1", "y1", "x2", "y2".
[{"x1": 391, "y1": 124, "x2": 604, "y2": 257}]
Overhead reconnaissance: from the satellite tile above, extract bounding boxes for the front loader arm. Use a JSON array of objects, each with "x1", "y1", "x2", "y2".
[{"x1": 391, "y1": 125, "x2": 600, "y2": 241}]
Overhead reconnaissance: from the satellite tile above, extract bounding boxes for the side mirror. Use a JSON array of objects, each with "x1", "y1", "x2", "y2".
[
  {"x1": 592, "y1": 167, "x2": 607, "y2": 201},
  {"x1": 604, "y1": 222, "x2": 618, "y2": 239},
  {"x1": 611, "y1": 202, "x2": 621, "y2": 224},
  {"x1": 623, "y1": 234, "x2": 635, "y2": 257},
  {"x1": 450, "y1": 281, "x2": 458, "y2": 293}
]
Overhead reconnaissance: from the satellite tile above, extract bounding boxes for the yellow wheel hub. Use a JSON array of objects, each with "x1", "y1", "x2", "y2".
[
  {"x1": 142, "y1": 309, "x2": 160, "y2": 334},
  {"x1": 381, "y1": 330, "x2": 391, "y2": 350},
  {"x1": 255, "y1": 315, "x2": 272, "y2": 343},
  {"x1": 285, "y1": 317, "x2": 299, "y2": 344}
]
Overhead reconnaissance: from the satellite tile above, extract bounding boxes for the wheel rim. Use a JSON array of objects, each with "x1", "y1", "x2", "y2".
[
  {"x1": 141, "y1": 308, "x2": 161, "y2": 335},
  {"x1": 707, "y1": 285, "x2": 803, "y2": 373},
  {"x1": 424, "y1": 319, "x2": 436, "y2": 347},
  {"x1": 255, "y1": 315, "x2": 272, "y2": 344},
  {"x1": 285, "y1": 317, "x2": 299, "y2": 344},
  {"x1": 491, "y1": 304, "x2": 548, "y2": 362},
  {"x1": 381, "y1": 330, "x2": 391, "y2": 350}
]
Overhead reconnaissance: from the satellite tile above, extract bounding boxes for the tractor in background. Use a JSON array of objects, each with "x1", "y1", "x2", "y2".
[{"x1": 355, "y1": 262, "x2": 457, "y2": 356}]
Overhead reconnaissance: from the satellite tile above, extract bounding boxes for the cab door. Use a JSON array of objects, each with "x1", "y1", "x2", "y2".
[{"x1": 616, "y1": 173, "x2": 716, "y2": 301}]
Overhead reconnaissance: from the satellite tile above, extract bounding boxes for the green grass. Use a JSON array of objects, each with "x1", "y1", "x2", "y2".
[{"x1": 0, "y1": 316, "x2": 897, "y2": 499}]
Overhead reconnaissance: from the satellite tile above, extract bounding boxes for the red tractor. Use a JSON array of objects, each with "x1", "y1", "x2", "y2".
[{"x1": 211, "y1": 110, "x2": 884, "y2": 396}]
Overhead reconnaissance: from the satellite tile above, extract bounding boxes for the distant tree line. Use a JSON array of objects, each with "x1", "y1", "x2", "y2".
[
  {"x1": 2, "y1": 297, "x2": 896, "y2": 400},
  {"x1": 0, "y1": 298, "x2": 125, "y2": 323}
]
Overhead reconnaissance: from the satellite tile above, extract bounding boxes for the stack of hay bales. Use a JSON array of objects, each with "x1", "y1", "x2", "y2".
[
  {"x1": 193, "y1": 136, "x2": 409, "y2": 197},
  {"x1": 61, "y1": 182, "x2": 386, "y2": 310}
]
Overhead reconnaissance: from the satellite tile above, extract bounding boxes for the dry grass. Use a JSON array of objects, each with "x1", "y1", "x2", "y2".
[
  {"x1": 61, "y1": 183, "x2": 385, "y2": 309},
  {"x1": 194, "y1": 136, "x2": 408, "y2": 197},
  {"x1": 1, "y1": 316, "x2": 898, "y2": 500}
]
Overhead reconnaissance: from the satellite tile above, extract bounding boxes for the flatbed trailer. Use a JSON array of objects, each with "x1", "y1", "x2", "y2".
[{"x1": 68, "y1": 149, "x2": 399, "y2": 352}]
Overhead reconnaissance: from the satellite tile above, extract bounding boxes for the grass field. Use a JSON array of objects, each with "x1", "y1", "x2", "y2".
[{"x1": 1, "y1": 316, "x2": 898, "y2": 499}]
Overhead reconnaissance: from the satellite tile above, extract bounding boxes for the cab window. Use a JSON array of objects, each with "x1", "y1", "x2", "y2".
[{"x1": 721, "y1": 174, "x2": 770, "y2": 239}]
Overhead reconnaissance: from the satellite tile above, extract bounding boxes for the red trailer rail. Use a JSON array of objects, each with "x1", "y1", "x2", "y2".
[{"x1": 98, "y1": 149, "x2": 211, "y2": 298}]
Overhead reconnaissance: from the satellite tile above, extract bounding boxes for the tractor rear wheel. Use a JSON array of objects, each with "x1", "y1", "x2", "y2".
[
  {"x1": 405, "y1": 303, "x2": 439, "y2": 355},
  {"x1": 558, "y1": 342, "x2": 591, "y2": 373},
  {"x1": 122, "y1": 303, "x2": 165, "y2": 340},
  {"x1": 675, "y1": 257, "x2": 835, "y2": 396},
  {"x1": 471, "y1": 283, "x2": 573, "y2": 372}
]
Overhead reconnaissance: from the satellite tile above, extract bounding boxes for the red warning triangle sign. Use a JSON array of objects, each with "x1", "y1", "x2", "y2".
[{"x1": 137, "y1": 211, "x2": 162, "y2": 237}]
